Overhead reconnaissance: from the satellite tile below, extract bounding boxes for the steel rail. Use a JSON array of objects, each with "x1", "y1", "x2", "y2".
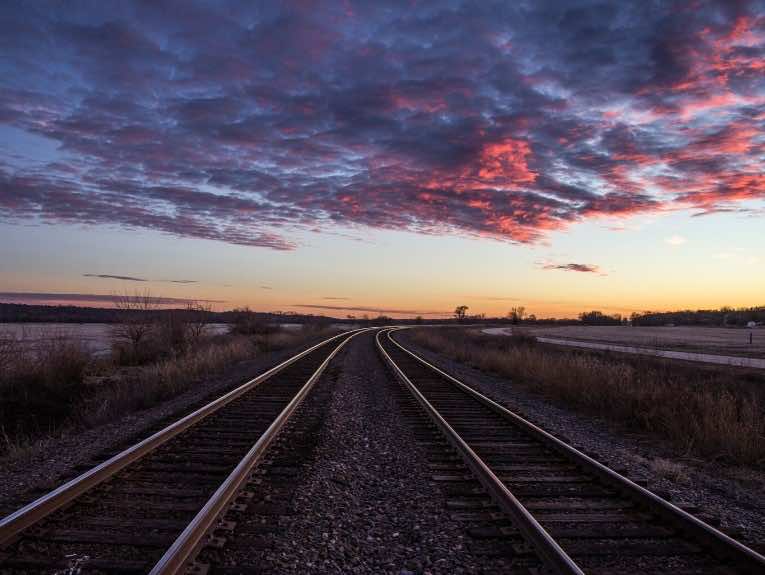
[
  {"x1": 384, "y1": 327, "x2": 765, "y2": 573},
  {"x1": 376, "y1": 329, "x2": 585, "y2": 575},
  {"x1": 148, "y1": 327, "x2": 367, "y2": 575},
  {"x1": 0, "y1": 328, "x2": 363, "y2": 547}
]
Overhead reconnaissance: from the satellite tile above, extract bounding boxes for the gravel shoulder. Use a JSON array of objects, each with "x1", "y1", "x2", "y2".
[
  {"x1": 238, "y1": 331, "x2": 477, "y2": 574},
  {"x1": 0, "y1": 338, "x2": 330, "y2": 516},
  {"x1": 397, "y1": 330, "x2": 765, "y2": 554}
]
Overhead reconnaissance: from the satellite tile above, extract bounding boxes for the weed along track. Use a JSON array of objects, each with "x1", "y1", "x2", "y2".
[
  {"x1": 0, "y1": 329, "x2": 366, "y2": 574},
  {"x1": 377, "y1": 328, "x2": 765, "y2": 574}
]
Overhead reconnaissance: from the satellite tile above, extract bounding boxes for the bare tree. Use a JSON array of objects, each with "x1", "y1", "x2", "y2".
[
  {"x1": 112, "y1": 291, "x2": 160, "y2": 363},
  {"x1": 454, "y1": 305, "x2": 469, "y2": 322},
  {"x1": 509, "y1": 306, "x2": 526, "y2": 325},
  {"x1": 184, "y1": 301, "x2": 212, "y2": 347}
]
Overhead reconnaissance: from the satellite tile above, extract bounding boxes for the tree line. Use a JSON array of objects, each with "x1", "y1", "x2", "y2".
[{"x1": 630, "y1": 306, "x2": 765, "y2": 327}]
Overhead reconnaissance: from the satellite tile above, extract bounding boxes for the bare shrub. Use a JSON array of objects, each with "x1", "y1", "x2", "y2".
[
  {"x1": 1, "y1": 319, "x2": 340, "y2": 449},
  {"x1": 112, "y1": 291, "x2": 160, "y2": 364},
  {"x1": 0, "y1": 330, "x2": 91, "y2": 446},
  {"x1": 156, "y1": 309, "x2": 189, "y2": 357},
  {"x1": 36, "y1": 334, "x2": 91, "y2": 390},
  {"x1": 184, "y1": 302, "x2": 211, "y2": 347},
  {"x1": 82, "y1": 335, "x2": 256, "y2": 427},
  {"x1": 81, "y1": 323, "x2": 339, "y2": 428},
  {"x1": 409, "y1": 329, "x2": 765, "y2": 465},
  {"x1": 0, "y1": 330, "x2": 19, "y2": 374},
  {"x1": 229, "y1": 307, "x2": 277, "y2": 336}
]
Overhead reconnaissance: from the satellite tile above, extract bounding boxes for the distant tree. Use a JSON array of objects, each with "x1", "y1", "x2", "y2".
[
  {"x1": 230, "y1": 306, "x2": 275, "y2": 335},
  {"x1": 509, "y1": 306, "x2": 526, "y2": 325},
  {"x1": 415, "y1": 315, "x2": 423, "y2": 324},
  {"x1": 579, "y1": 310, "x2": 621, "y2": 326},
  {"x1": 454, "y1": 305, "x2": 469, "y2": 322},
  {"x1": 629, "y1": 306, "x2": 765, "y2": 327}
]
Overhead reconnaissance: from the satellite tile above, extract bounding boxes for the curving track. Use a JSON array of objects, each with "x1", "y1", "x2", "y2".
[
  {"x1": 377, "y1": 327, "x2": 765, "y2": 575},
  {"x1": 0, "y1": 328, "x2": 365, "y2": 574}
]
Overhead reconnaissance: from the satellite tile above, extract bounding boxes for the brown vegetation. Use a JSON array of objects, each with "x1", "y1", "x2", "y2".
[
  {"x1": 111, "y1": 293, "x2": 215, "y2": 365},
  {"x1": 81, "y1": 335, "x2": 256, "y2": 428},
  {"x1": 0, "y1": 331, "x2": 90, "y2": 444},
  {"x1": 408, "y1": 328, "x2": 765, "y2": 465},
  {"x1": 1, "y1": 315, "x2": 339, "y2": 453}
]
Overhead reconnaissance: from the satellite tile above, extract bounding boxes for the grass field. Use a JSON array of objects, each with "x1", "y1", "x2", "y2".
[{"x1": 523, "y1": 326, "x2": 765, "y2": 358}]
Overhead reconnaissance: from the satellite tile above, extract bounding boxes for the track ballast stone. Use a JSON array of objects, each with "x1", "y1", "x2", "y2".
[{"x1": 221, "y1": 331, "x2": 478, "y2": 574}]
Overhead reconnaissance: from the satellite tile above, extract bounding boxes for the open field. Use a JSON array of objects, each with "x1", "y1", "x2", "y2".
[{"x1": 523, "y1": 325, "x2": 765, "y2": 359}]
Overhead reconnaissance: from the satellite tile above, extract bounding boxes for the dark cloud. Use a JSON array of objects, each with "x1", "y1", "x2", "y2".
[
  {"x1": 541, "y1": 263, "x2": 603, "y2": 274},
  {"x1": 84, "y1": 274, "x2": 197, "y2": 284},
  {"x1": 0, "y1": 292, "x2": 224, "y2": 304},
  {"x1": 0, "y1": 1, "x2": 762, "y2": 248},
  {"x1": 84, "y1": 273, "x2": 147, "y2": 282}
]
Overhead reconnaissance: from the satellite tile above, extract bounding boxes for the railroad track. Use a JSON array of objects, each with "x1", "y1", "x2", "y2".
[
  {"x1": 0, "y1": 328, "x2": 365, "y2": 575},
  {"x1": 377, "y1": 327, "x2": 765, "y2": 575}
]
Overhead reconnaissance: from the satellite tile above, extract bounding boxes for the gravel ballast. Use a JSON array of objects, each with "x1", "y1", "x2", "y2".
[
  {"x1": 223, "y1": 331, "x2": 479, "y2": 574},
  {"x1": 397, "y1": 330, "x2": 765, "y2": 553}
]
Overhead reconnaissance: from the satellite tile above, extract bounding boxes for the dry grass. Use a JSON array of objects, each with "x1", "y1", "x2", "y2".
[
  {"x1": 649, "y1": 457, "x2": 691, "y2": 483},
  {"x1": 85, "y1": 325, "x2": 338, "y2": 428},
  {"x1": 1, "y1": 324, "x2": 340, "y2": 452},
  {"x1": 409, "y1": 328, "x2": 765, "y2": 465},
  {"x1": 81, "y1": 335, "x2": 257, "y2": 427},
  {"x1": 0, "y1": 330, "x2": 91, "y2": 444}
]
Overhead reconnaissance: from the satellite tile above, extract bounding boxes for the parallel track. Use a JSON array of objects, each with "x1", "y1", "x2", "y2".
[
  {"x1": 0, "y1": 328, "x2": 364, "y2": 574},
  {"x1": 377, "y1": 327, "x2": 765, "y2": 574}
]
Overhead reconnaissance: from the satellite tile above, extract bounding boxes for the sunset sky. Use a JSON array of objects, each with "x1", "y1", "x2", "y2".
[{"x1": 1, "y1": 1, "x2": 763, "y2": 318}]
